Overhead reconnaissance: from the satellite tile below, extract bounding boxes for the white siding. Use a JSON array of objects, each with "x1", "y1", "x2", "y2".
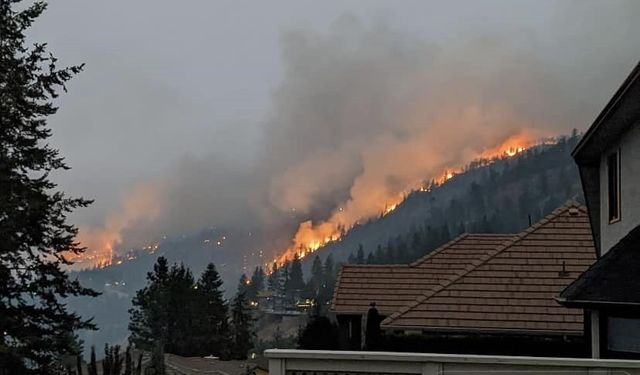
[{"x1": 599, "y1": 123, "x2": 640, "y2": 254}]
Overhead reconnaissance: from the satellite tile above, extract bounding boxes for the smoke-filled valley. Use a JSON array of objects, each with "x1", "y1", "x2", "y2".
[
  {"x1": 70, "y1": 133, "x2": 585, "y2": 352},
  {"x1": 33, "y1": 0, "x2": 639, "y2": 356},
  {"x1": 65, "y1": 3, "x2": 639, "y2": 273}
]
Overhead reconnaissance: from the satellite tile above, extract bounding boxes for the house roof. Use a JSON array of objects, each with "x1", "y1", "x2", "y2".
[
  {"x1": 558, "y1": 224, "x2": 640, "y2": 308},
  {"x1": 330, "y1": 234, "x2": 514, "y2": 315},
  {"x1": 380, "y1": 202, "x2": 596, "y2": 335}
]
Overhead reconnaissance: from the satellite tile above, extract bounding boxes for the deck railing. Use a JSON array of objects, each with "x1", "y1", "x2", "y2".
[{"x1": 265, "y1": 349, "x2": 640, "y2": 375}]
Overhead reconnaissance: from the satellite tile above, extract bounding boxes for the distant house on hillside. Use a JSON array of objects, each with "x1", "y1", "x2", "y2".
[
  {"x1": 331, "y1": 202, "x2": 596, "y2": 356},
  {"x1": 558, "y1": 61, "x2": 640, "y2": 359}
]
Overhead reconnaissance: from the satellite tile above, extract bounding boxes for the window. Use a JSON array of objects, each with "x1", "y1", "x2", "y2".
[
  {"x1": 607, "y1": 151, "x2": 621, "y2": 222},
  {"x1": 608, "y1": 317, "x2": 640, "y2": 354}
]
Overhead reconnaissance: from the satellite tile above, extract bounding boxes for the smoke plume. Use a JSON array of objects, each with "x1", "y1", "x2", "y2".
[{"x1": 74, "y1": 1, "x2": 640, "y2": 267}]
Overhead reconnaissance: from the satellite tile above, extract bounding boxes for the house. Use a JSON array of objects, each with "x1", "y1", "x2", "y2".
[
  {"x1": 331, "y1": 203, "x2": 596, "y2": 356},
  {"x1": 558, "y1": 61, "x2": 640, "y2": 359},
  {"x1": 331, "y1": 233, "x2": 514, "y2": 350}
]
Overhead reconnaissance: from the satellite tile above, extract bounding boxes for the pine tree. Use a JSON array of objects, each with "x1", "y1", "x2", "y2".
[
  {"x1": 309, "y1": 255, "x2": 324, "y2": 293},
  {"x1": 124, "y1": 345, "x2": 132, "y2": 375},
  {"x1": 88, "y1": 347, "x2": 98, "y2": 375},
  {"x1": 230, "y1": 293, "x2": 253, "y2": 360},
  {"x1": 366, "y1": 252, "x2": 375, "y2": 264},
  {"x1": 0, "y1": 1, "x2": 99, "y2": 372},
  {"x1": 237, "y1": 273, "x2": 250, "y2": 297},
  {"x1": 76, "y1": 354, "x2": 83, "y2": 375},
  {"x1": 249, "y1": 266, "x2": 265, "y2": 299},
  {"x1": 356, "y1": 244, "x2": 365, "y2": 264},
  {"x1": 102, "y1": 344, "x2": 111, "y2": 375},
  {"x1": 196, "y1": 263, "x2": 230, "y2": 358},
  {"x1": 129, "y1": 257, "x2": 170, "y2": 357},
  {"x1": 267, "y1": 262, "x2": 280, "y2": 291},
  {"x1": 135, "y1": 353, "x2": 143, "y2": 375},
  {"x1": 164, "y1": 263, "x2": 198, "y2": 356},
  {"x1": 285, "y1": 254, "x2": 305, "y2": 300}
]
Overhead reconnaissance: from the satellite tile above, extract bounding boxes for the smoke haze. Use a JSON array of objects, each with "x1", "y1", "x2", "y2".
[{"x1": 33, "y1": 1, "x2": 640, "y2": 266}]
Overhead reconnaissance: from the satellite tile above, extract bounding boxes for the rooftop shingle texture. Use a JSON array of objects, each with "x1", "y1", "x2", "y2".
[
  {"x1": 330, "y1": 234, "x2": 514, "y2": 315},
  {"x1": 559, "y1": 224, "x2": 640, "y2": 307},
  {"x1": 380, "y1": 202, "x2": 596, "y2": 335}
]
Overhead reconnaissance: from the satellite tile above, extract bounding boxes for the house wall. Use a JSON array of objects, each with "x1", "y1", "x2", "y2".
[{"x1": 599, "y1": 123, "x2": 640, "y2": 253}]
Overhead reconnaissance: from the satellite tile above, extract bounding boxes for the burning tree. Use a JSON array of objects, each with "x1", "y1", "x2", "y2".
[{"x1": 0, "y1": 1, "x2": 98, "y2": 372}]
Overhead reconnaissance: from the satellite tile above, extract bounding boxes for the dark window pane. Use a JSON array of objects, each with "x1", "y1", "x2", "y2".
[
  {"x1": 607, "y1": 152, "x2": 619, "y2": 221},
  {"x1": 608, "y1": 317, "x2": 640, "y2": 353}
]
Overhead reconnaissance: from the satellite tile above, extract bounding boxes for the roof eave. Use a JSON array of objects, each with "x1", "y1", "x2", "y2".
[
  {"x1": 380, "y1": 324, "x2": 583, "y2": 337},
  {"x1": 572, "y1": 61, "x2": 640, "y2": 164}
]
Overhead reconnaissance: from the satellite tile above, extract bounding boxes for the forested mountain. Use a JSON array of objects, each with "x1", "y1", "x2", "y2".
[
  {"x1": 307, "y1": 132, "x2": 583, "y2": 268},
  {"x1": 70, "y1": 132, "x2": 583, "y2": 355}
]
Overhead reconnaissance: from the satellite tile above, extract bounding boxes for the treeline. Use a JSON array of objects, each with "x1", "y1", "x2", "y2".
[
  {"x1": 126, "y1": 257, "x2": 252, "y2": 373},
  {"x1": 346, "y1": 133, "x2": 583, "y2": 265},
  {"x1": 238, "y1": 254, "x2": 338, "y2": 311}
]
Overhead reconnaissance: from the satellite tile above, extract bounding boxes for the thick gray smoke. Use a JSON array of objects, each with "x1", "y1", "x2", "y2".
[{"x1": 70, "y1": 1, "x2": 640, "y2": 265}]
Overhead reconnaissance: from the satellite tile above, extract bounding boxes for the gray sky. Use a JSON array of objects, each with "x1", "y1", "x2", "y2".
[{"x1": 28, "y1": 0, "x2": 639, "y2": 262}]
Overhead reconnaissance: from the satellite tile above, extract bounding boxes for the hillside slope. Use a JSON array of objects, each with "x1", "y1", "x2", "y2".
[
  {"x1": 305, "y1": 133, "x2": 583, "y2": 268},
  {"x1": 70, "y1": 133, "x2": 583, "y2": 354}
]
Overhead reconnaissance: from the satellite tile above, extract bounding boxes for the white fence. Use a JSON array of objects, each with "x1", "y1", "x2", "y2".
[{"x1": 265, "y1": 349, "x2": 640, "y2": 375}]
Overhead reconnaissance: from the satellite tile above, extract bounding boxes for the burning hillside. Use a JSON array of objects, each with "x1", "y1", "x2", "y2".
[
  {"x1": 69, "y1": 17, "x2": 607, "y2": 271},
  {"x1": 270, "y1": 133, "x2": 552, "y2": 267}
]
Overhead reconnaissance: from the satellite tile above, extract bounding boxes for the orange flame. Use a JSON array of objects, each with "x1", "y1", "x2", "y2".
[
  {"x1": 270, "y1": 133, "x2": 551, "y2": 268},
  {"x1": 68, "y1": 183, "x2": 163, "y2": 269}
]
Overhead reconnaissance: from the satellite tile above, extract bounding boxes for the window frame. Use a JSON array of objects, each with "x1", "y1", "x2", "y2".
[{"x1": 607, "y1": 149, "x2": 621, "y2": 224}]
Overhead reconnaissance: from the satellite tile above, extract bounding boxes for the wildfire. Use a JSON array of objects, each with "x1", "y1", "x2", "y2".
[{"x1": 269, "y1": 133, "x2": 552, "y2": 268}]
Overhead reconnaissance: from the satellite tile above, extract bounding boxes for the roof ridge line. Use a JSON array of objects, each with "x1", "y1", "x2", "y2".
[
  {"x1": 408, "y1": 233, "x2": 470, "y2": 267},
  {"x1": 382, "y1": 236, "x2": 516, "y2": 326},
  {"x1": 381, "y1": 204, "x2": 580, "y2": 327}
]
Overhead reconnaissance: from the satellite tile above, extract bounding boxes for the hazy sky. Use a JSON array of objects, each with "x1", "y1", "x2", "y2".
[{"x1": 27, "y1": 0, "x2": 639, "y2": 260}]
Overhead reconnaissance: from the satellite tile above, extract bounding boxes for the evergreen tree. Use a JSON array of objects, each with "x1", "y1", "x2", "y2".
[
  {"x1": 0, "y1": 1, "x2": 99, "y2": 371},
  {"x1": 76, "y1": 354, "x2": 84, "y2": 375},
  {"x1": 88, "y1": 347, "x2": 97, "y2": 375},
  {"x1": 230, "y1": 293, "x2": 253, "y2": 360},
  {"x1": 355, "y1": 244, "x2": 365, "y2": 264},
  {"x1": 164, "y1": 263, "x2": 198, "y2": 356},
  {"x1": 102, "y1": 344, "x2": 111, "y2": 375},
  {"x1": 150, "y1": 340, "x2": 165, "y2": 375},
  {"x1": 309, "y1": 255, "x2": 324, "y2": 293},
  {"x1": 248, "y1": 266, "x2": 265, "y2": 299},
  {"x1": 135, "y1": 353, "x2": 143, "y2": 375},
  {"x1": 285, "y1": 255, "x2": 305, "y2": 299},
  {"x1": 267, "y1": 262, "x2": 280, "y2": 291},
  {"x1": 365, "y1": 252, "x2": 374, "y2": 264},
  {"x1": 124, "y1": 345, "x2": 132, "y2": 375},
  {"x1": 196, "y1": 263, "x2": 230, "y2": 358},
  {"x1": 237, "y1": 274, "x2": 250, "y2": 297}
]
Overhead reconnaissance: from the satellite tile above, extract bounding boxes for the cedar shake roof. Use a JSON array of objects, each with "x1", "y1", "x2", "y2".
[
  {"x1": 558, "y1": 224, "x2": 640, "y2": 308},
  {"x1": 381, "y1": 202, "x2": 596, "y2": 335},
  {"x1": 330, "y1": 233, "x2": 514, "y2": 316}
]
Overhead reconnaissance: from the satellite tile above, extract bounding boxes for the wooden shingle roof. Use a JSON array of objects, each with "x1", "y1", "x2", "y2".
[
  {"x1": 330, "y1": 233, "x2": 514, "y2": 315},
  {"x1": 380, "y1": 202, "x2": 596, "y2": 335}
]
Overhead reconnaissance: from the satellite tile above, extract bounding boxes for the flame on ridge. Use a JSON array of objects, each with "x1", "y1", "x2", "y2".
[{"x1": 269, "y1": 134, "x2": 553, "y2": 269}]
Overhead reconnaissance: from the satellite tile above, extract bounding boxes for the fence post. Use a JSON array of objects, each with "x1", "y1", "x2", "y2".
[
  {"x1": 269, "y1": 358, "x2": 286, "y2": 375},
  {"x1": 422, "y1": 362, "x2": 442, "y2": 375}
]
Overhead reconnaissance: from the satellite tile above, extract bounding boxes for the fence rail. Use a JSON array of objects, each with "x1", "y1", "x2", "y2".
[{"x1": 265, "y1": 349, "x2": 640, "y2": 375}]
